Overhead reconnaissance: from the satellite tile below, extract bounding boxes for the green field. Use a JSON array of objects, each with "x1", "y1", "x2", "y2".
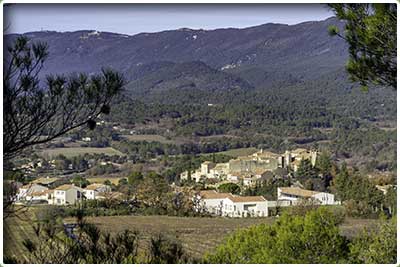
[{"x1": 40, "y1": 147, "x2": 125, "y2": 158}]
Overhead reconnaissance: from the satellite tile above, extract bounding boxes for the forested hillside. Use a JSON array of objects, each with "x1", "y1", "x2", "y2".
[{"x1": 5, "y1": 16, "x2": 396, "y2": 171}]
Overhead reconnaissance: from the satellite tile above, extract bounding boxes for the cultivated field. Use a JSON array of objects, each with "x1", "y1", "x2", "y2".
[
  {"x1": 39, "y1": 147, "x2": 125, "y2": 158},
  {"x1": 63, "y1": 215, "x2": 379, "y2": 259},
  {"x1": 64, "y1": 215, "x2": 273, "y2": 259},
  {"x1": 5, "y1": 211, "x2": 380, "y2": 262}
]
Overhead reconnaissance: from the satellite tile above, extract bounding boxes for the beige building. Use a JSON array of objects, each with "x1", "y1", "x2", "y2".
[
  {"x1": 181, "y1": 161, "x2": 230, "y2": 182},
  {"x1": 284, "y1": 148, "x2": 318, "y2": 172},
  {"x1": 54, "y1": 184, "x2": 84, "y2": 205}
]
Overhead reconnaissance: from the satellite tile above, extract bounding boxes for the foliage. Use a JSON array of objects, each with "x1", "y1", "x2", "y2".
[
  {"x1": 296, "y1": 159, "x2": 318, "y2": 178},
  {"x1": 19, "y1": 212, "x2": 189, "y2": 264},
  {"x1": 107, "y1": 79, "x2": 395, "y2": 172},
  {"x1": 243, "y1": 178, "x2": 290, "y2": 200},
  {"x1": 217, "y1": 183, "x2": 240, "y2": 194},
  {"x1": 349, "y1": 217, "x2": 396, "y2": 264},
  {"x1": 328, "y1": 4, "x2": 397, "y2": 89},
  {"x1": 148, "y1": 234, "x2": 187, "y2": 264},
  {"x1": 135, "y1": 172, "x2": 170, "y2": 208},
  {"x1": 128, "y1": 171, "x2": 144, "y2": 185},
  {"x1": 315, "y1": 150, "x2": 332, "y2": 176},
  {"x1": 332, "y1": 163, "x2": 385, "y2": 217},
  {"x1": 71, "y1": 176, "x2": 90, "y2": 188},
  {"x1": 4, "y1": 36, "x2": 125, "y2": 160},
  {"x1": 384, "y1": 186, "x2": 396, "y2": 216},
  {"x1": 205, "y1": 207, "x2": 349, "y2": 263}
]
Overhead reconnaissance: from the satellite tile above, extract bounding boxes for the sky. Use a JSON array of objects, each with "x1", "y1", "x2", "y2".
[{"x1": 4, "y1": 4, "x2": 334, "y2": 35}]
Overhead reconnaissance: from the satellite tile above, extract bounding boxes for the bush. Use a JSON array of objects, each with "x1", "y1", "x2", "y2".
[
  {"x1": 344, "y1": 200, "x2": 378, "y2": 218},
  {"x1": 205, "y1": 207, "x2": 349, "y2": 264}
]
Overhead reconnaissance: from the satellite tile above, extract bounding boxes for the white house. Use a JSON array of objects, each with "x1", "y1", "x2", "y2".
[
  {"x1": 277, "y1": 187, "x2": 337, "y2": 205},
  {"x1": 53, "y1": 184, "x2": 83, "y2": 205},
  {"x1": 223, "y1": 195, "x2": 268, "y2": 217},
  {"x1": 194, "y1": 190, "x2": 269, "y2": 217},
  {"x1": 194, "y1": 190, "x2": 231, "y2": 215},
  {"x1": 17, "y1": 183, "x2": 48, "y2": 201},
  {"x1": 83, "y1": 183, "x2": 112, "y2": 200}
]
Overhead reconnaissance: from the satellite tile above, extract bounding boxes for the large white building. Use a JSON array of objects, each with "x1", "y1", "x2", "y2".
[
  {"x1": 194, "y1": 190, "x2": 269, "y2": 217},
  {"x1": 277, "y1": 187, "x2": 337, "y2": 205}
]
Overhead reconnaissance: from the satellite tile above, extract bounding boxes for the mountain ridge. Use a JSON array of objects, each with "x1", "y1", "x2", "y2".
[{"x1": 4, "y1": 17, "x2": 348, "y2": 95}]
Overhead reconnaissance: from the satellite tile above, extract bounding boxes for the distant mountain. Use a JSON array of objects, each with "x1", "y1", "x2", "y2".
[{"x1": 4, "y1": 17, "x2": 348, "y2": 95}]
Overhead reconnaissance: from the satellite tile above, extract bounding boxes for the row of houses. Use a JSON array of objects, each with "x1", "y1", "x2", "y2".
[
  {"x1": 194, "y1": 187, "x2": 338, "y2": 218},
  {"x1": 16, "y1": 182, "x2": 118, "y2": 205}
]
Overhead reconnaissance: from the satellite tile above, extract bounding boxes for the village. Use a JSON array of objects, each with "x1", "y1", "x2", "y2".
[{"x1": 14, "y1": 148, "x2": 344, "y2": 218}]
